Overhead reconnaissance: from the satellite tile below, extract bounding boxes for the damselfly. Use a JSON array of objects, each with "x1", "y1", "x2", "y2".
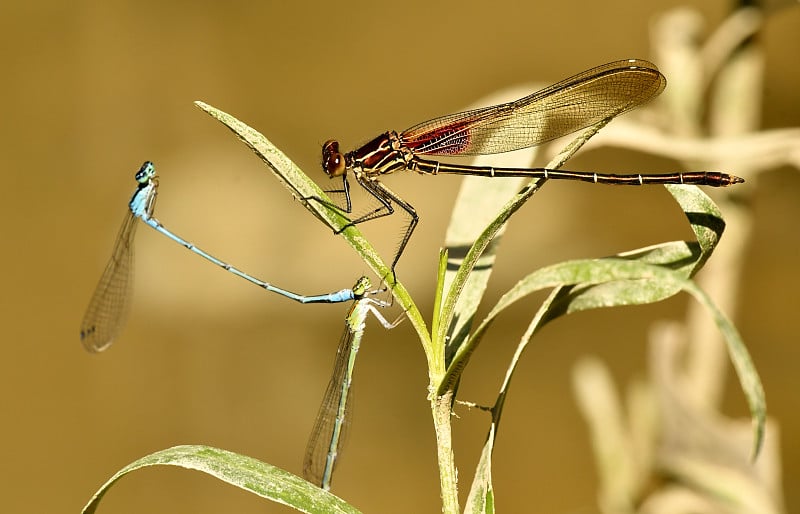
[
  {"x1": 318, "y1": 59, "x2": 744, "y2": 277},
  {"x1": 80, "y1": 161, "x2": 367, "y2": 353},
  {"x1": 303, "y1": 275, "x2": 403, "y2": 491}
]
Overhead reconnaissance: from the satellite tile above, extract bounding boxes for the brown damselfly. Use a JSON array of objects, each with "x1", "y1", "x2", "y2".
[{"x1": 317, "y1": 59, "x2": 743, "y2": 278}]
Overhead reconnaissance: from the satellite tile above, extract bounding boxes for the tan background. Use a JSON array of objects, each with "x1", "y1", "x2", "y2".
[{"x1": 1, "y1": 1, "x2": 798, "y2": 512}]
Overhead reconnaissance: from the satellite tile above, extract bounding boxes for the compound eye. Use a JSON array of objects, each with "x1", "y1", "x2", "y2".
[
  {"x1": 135, "y1": 161, "x2": 156, "y2": 183},
  {"x1": 322, "y1": 140, "x2": 346, "y2": 177}
]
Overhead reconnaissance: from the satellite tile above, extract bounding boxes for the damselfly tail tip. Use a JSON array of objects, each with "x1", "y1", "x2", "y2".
[{"x1": 708, "y1": 172, "x2": 745, "y2": 186}]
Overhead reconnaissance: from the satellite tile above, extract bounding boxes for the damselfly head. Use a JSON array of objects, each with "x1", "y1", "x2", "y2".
[
  {"x1": 322, "y1": 140, "x2": 346, "y2": 178},
  {"x1": 135, "y1": 161, "x2": 156, "y2": 184},
  {"x1": 351, "y1": 276, "x2": 372, "y2": 297}
]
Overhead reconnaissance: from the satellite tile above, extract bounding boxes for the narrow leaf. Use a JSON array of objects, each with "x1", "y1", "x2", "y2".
[
  {"x1": 441, "y1": 170, "x2": 526, "y2": 363},
  {"x1": 194, "y1": 101, "x2": 431, "y2": 355},
  {"x1": 664, "y1": 184, "x2": 725, "y2": 273},
  {"x1": 441, "y1": 183, "x2": 726, "y2": 391},
  {"x1": 464, "y1": 423, "x2": 496, "y2": 514},
  {"x1": 437, "y1": 118, "x2": 612, "y2": 370},
  {"x1": 455, "y1": 258, "x2": 766, "y2": 456},
  {"x1": 82, "y1": 445, "x2": 360, "y2": 514}
]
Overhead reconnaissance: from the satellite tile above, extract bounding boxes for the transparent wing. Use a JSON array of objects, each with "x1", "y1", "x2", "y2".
[
  {"x1": 303, "y1": 303, "x2": 366, "y2": 489},
  {"x1": 401, "y1": 59, "x2": 666, "y2": 156},
  {"x1": 79, "y1": 212, "x2": 139, "y2": 352}
]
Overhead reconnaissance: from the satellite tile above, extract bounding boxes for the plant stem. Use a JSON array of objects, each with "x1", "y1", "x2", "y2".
[{"x1": 433, "y1": 390, "x2": 459, "y2": 514}]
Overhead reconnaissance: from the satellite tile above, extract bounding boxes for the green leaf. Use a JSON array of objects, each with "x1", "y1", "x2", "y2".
[
  {"x1": 536, "y1": 184, "x2": 725, "y2": 326},
  {"x1": 439, "y1": 167, "x2": 527, "y2": 367},
  {"x1": 436, "y1": 117, "x2": 614, "y2": 379},
  {"x1": 438, "y1": 118, "x2": 618, "y2": 509},
  {"x1": 663, "y1": 183, "x2": 725, "y2": 273},
  {"x1": 193, "y1": 101, "x2": 431, "y2": 360},
  {"x1": 440, "y1": 183, "x2": 726, "y2": 392},
  {"x1": 464, "y1": 423, "x2": 496, "y2": 514},
  {"x1": 82, "y1": 445, "x2": 360, "y2": 514},
  {"x1": 456, "y1": 258, "x2": 766, "y2": 457},
  {"x1": 435, "y1": 176, "x2": 544, "y2": 369}
]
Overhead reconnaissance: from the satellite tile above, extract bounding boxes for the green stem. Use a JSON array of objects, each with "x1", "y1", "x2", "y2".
[{"x1": 433, "y1": 390, "x2": 459, "y2": 514}]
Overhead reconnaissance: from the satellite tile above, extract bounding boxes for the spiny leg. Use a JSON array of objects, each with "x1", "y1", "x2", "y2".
[{"x1": 356, "y1": 178, "x2": 418, "y2": 283}]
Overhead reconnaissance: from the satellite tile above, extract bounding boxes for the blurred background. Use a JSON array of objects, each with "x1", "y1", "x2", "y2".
[{"x1": 1, "y1": 0, "x2": 797, "y2": 512}]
